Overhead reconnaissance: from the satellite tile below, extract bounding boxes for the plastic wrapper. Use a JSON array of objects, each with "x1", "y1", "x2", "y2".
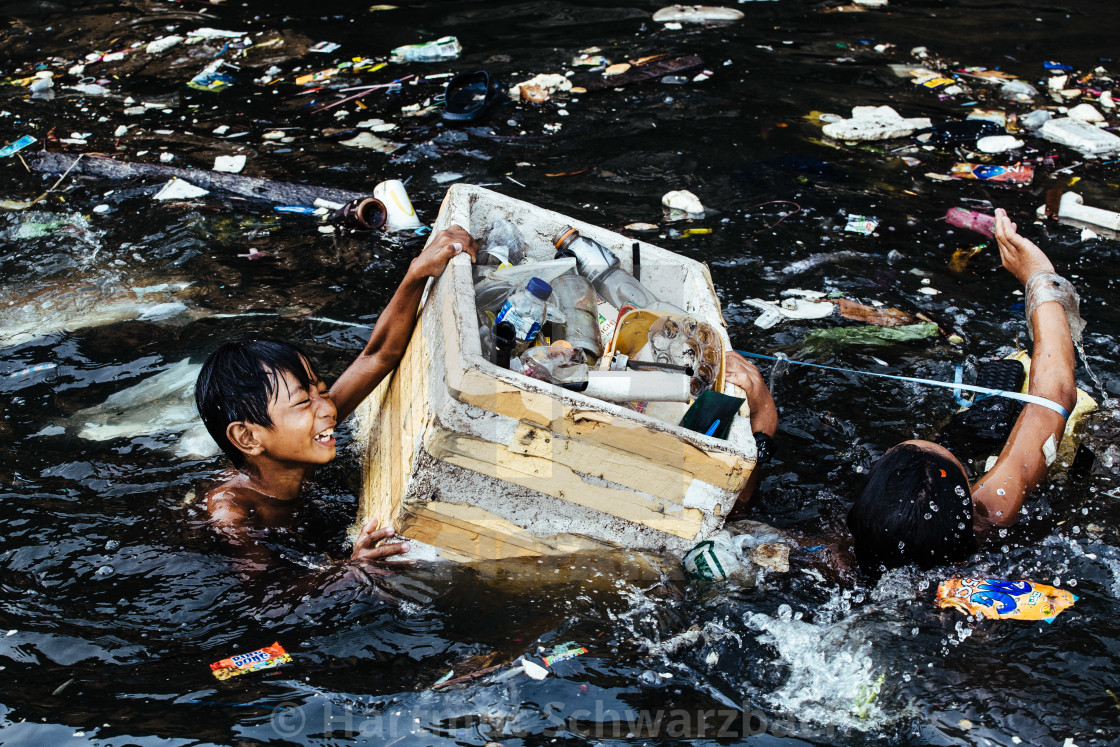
[
  {"x1": 210, "y1": 641, "x2": 292, "y2": 680},
  {"x1": 950, "y1": 162, "x2": 1034, "y2": 184},
  {"x1": 519, "y1": 345, "x2": 588, "y2": 385},
  {"x1": 799, "y1": 321, "x2": 939, "y2": 353},
  {"x1": 541, "y1": 642, "x2": 588, "y2": 667},
  {"x1": 936, "y1": 578, "x2": 1077, "y2": 623}
]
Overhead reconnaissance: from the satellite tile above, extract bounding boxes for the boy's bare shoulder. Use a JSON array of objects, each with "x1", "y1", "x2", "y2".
[{"x1": 205, "y1": 480, "x2": 258, "y2": 525}]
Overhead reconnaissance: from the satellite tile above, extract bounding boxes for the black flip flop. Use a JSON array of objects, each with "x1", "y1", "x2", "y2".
[{"x1": 442, "y1": 70, "x2": 506, "y2": 123}]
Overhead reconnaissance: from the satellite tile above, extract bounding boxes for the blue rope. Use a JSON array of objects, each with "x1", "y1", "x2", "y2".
[{"x1": 734, "y1": 350, "x2": 1071, "y2": 420}]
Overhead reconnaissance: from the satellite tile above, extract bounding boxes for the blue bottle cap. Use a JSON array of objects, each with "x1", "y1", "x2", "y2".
[{"x1": 527, "y1": 277, "x2": 552, "y2": 300}]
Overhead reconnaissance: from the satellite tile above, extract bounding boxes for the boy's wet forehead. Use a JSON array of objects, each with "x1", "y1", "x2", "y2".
[{"x1": 264, "y1": 359, "x2": 319, "y2": 404}]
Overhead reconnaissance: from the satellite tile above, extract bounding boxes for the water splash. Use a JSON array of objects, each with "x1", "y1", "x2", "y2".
[{"x1": 744, "y1": 606, "x2": 894, "y2": 731}]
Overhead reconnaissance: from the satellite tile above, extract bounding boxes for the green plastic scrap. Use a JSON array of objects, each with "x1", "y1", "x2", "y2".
[
  {"x1": 854, "y1": 672, "x2": 885, "y2": 719},
  {"x1": 799, "y1": 321, "x2": 939, "y2": 353}
]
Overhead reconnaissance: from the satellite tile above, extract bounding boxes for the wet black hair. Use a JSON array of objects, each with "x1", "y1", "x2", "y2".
[
  {"x1": 847, "y1": 443, "x2": 977, "y2": 574},
  {"x1": 195, "y1": 338, "x2": 315, "y2": 469}
]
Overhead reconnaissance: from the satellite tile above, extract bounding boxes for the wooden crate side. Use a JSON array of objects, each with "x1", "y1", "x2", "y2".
[
  {"x1": 400, "y1": 502, "x2": 613, "y2": 561},
  {"x1": 356, "y1": 371, "x2": 396, "y2": 528},
  {"x1": 425, "y1": 426, "x2": 705, "y2": 540},
  {"x1": 357, "y1": 314, "x2": 429, "y2": 531},
  {"x1": 553, "y1": 410, "x2": 750, "y2": 489},
  {"x1": 506, "y1": 423, "x2": 697, "y2": 502}
]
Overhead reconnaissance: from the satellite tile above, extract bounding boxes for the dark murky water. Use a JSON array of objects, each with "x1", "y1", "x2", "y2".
[{"x1": 2, "y1": 0, "x2": 1120, "y2": 744}]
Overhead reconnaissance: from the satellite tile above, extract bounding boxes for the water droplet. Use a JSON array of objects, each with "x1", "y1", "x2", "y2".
[
  {"x1": 998, "y1": 528, "x2": 1008, "y2": 538},
  {"x1": 898, "y1": 540, "x2": 906, "y2": 550},
  {"x1": 777, "y1": 604, "x2": 793, "y2": 622},
  {"x1": 95, "y1": 565, "x2": 114, "y2": 577},
  {"x1": 958, "y1": 522, "x2": 967, "y2": 530},
  {"x1": 997, "y1": 488, "x2": 1006, "y2": 496},
  {"x1": 1068, "y1": 579, "x2": 1078, "y2": 587},
  {"x1": 1001, "y1": 545, "x2": 1010, "y2": 553},
  {"x1": 911, "y1": 628, "x2": 920, "y2": 637},
  {"x1": 1054, "y1": 578, "x2": 1062, "y2": 586},
  {"x1": 104, "y1": 539, "x2": 120, "y2": 551},
  {"x1": 929, "y1": 502, "x2": 939, "y2": 512}
]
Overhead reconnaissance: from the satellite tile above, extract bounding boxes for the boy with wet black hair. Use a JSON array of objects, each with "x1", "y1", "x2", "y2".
[
  {"x1": 195, "y1": 225, "x2": 477, "y2": 563},
  {"x1": 847, "y1": 209, "x2": 1078, "y2": 575}
]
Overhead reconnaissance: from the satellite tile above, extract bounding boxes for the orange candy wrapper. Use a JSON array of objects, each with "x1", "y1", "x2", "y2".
[
  {"x1": 936, "y1": 578, "x2": 1077, "y2": 624},
  {"x1": 210, "y1": 641, "x2": 292, "y2": 680}
]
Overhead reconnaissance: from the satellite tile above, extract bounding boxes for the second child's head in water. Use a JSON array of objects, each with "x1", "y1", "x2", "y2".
[{"x1": 847, "y1": 441, "x2": 977, "y2": 574}]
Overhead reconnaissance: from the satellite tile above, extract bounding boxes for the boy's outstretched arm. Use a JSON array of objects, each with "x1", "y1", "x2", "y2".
[
  {"x1": 330, "y1": 225, "x2": 478, "y2": 420},
  {"x1": 971, "y1": 208, "x2": 1077, "y2": 529},
  {"x1": 723, "y1": 351, "x2": 778, "y2": 513}
]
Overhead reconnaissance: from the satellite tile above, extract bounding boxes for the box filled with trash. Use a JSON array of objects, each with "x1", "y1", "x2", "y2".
[{"x1": 353, "y1": 184, "x2": 759, "y2": 562}]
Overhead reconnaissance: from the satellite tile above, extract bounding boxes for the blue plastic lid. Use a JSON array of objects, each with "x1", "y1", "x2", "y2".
[{"x1": 527, "y1": 277, "x2": 552, "y2": 300}]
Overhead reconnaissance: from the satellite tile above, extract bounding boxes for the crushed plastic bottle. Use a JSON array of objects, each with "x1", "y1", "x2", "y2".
[
  {"x1": 519, "y1": 345, "x2": 588, "y2": 385},
  {"x1": 391, "y1": 36, "x2": 461, "y2": 63},
  {"x1": 479, "y1": 218, "x2": 527, "y2": 266}
]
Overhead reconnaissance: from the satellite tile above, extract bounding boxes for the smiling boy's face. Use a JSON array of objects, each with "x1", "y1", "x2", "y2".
[{"x1": 253, "y1": 360, "x2": 338, "y2": 466}]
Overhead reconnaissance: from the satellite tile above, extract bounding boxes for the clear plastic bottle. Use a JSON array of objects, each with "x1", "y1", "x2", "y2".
[
  {"x1": 390, "y1": 36, "x2": 462, "y2": 63},
  {"x1": 494, "y1": 277, "x2": 551, "y2": 355},
  {"x1": 553, "y1": 226, "x2": 661, "y2": 310},
  {"x1": 549, "y1": 273, "x2": 602, "y2": 363}
]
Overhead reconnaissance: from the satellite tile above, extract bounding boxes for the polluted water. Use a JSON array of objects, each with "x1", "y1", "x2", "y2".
[{"x1": 1, "y1": 1, "x2": 1119, "y2": 746}]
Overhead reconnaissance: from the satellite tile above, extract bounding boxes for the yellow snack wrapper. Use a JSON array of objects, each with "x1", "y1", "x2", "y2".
[
  {"x1": 210, "y1": 641, "x2": 292, "y2": 680},
  {"x1": 936, "y1": 578, "x2": 1077, "y2": 624}
]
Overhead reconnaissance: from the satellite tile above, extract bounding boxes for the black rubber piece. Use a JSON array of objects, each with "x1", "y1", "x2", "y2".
[
  {"x1": 936, "y1": 359, "x2": 1027, "y2": 466},
  {"x1": 442, "y1": 70, "x2": 507, "y2": 122},
  {"x1": 975, "y1": 359, "x2": 1026, "y2": 393}
]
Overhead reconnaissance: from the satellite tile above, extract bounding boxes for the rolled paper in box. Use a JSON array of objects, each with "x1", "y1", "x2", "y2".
[
  {"x1": 210, "y1": 641, "x2": 292, "y2": 680},
  {"x1": 935, "y1": 578, "x2": 1077, "y2": 623},
  {"x1": 579, "y1": 370, "x2": 690, "y2": 402}
]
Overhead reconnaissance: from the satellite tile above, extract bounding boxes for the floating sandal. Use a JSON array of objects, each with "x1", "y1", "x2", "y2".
[
  {"x1": 936, "y1": 358, "x2": 1027, "y2": 465},
  {"x1": 442, "y1": 70, "x2": 507, "y2": 123}
]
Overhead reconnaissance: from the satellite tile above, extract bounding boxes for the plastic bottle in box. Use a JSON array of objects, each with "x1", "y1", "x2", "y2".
[
  {"x1": 494, "y1": 277, "x2": 551, "y2": 356},
  {"x1": 553, "y1": 226, "x2": 661, "y2": 310}
]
